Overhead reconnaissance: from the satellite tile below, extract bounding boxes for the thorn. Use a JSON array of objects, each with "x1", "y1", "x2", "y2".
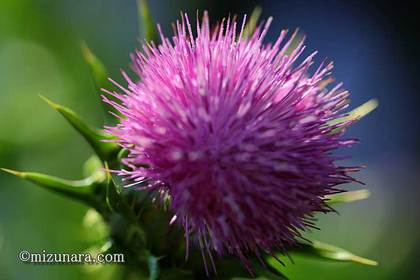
[
  {"x1": 39, "y1": 94, "x2": 59, "y2": 110},
  {"x1": 351, "y1": 255, "x2": 378, "y2": 266},
  {"x1": 38, "y1": 95, "x2": 120, "y2": 161},
  {"x1": 1, "y1": 168, "x2": 24, "y2": 177},
  {"x1": 80, "y1": 41, "x2": 93, "y2": 61}
]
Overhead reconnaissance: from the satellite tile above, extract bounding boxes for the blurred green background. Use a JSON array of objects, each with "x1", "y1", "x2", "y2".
[{"x1": 1, "y1": 0, "x2": 419, "y2": 279}]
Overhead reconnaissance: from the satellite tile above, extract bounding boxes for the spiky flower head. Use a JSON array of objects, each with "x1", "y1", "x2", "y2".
[{"x1": 104, "y1": 12, "x2": 358, "y2": 267}]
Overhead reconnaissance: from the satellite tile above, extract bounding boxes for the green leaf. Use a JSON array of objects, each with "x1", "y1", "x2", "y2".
[
  {"x1": 124, "y1": 222, "x2": 147, "y2": 251},
  {"x1": 83, "y1": 208, "x2": 109, "y2": 241},
  {"x1": 137, "y1": 0, "x2": 157, "y2": 42},
  {"x1": 324, "y1": 189, "x2": 370, "y2": 205},
  {"x1": 292, "y1": 240, "x2": 378, "y2": 266},
  {"x1": 80, "y1": 42, "x2": 120, "y2": 122},
  {"x1": 99, "y1": 240, "x2": 118, "y2": 255},
  {"x1": 104, "y1": 163, "x2": 122, "y2": 213},
  {"x1": 146, "y1": 251, "x2": 160, "y2": 280},
  {"x1": 83, "y1": 240, "x2": 123, "y2": 276},
  {"x1": 103, "y1": 164, "x2": 139, "y2": 220},
  {"x1": 117, "y1": 148, "x2": 129, "y2": 163},
  {"x1": 243, "y1": 7, "x2": 262, "y2": 38},
  {"x1": 329, "y1": 99, "x2": 378, "y2": 133},
  {"x1": 80, "y1": 42, "x2": 108, "y2": 93},
  {"x1": 1, "y1": 168, "x2": 101, "y2": 208},
  {"x1": 40, "y1": 95, "x2": 120, "y2": 161},
  {"x1": 83, "y1": 155, "x2": 104, "y2": 178}
]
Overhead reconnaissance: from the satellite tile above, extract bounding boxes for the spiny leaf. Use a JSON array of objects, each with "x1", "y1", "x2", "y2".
[
  {"x1": 324, "y1": 189, "x2": 370, "y2": 205},
  {"x1": 146, "y1": 251, "x2": 160, "y2": 280},
  {"x1": 137, "y1": 0, "x2": 157, "y2": 42},
  {"x1": 1, "y1": 168, "x2": 101, "y2": 207},
  {"x1": 103, "y1": 163, "x2": 142, "y2": 225},
  {"x1": 80, "y1": 42, "x2": 120, "y2": 121},
  {"x1": 243, "y1": 6, "x2": 262, "y2": 38},
  {"x1": 124, "y1": 223, "x2": 147, "y2": 251},
  {"x1": 80, "y1": 42, "x2": 108, "y2": 93},
  {"x1": 117, "y1": 148, "x2": 129, "y2": 163},
  {"x1": 104, "y1": 162, "x2": 122, "y2": 213},
  {"x1": 83, "y1": 155, "x2": 104, "y2": 178},
  {"x1": 83, "y1": 208, "x2": 109, "y2": 241},
  {"x1": 99, "y1": 240, "x2": 118, "y2": 255},
  {"x1": 40, "y1": 95, "x2": 120, "y2": 161},
  {"x1": 293, "y1": 240, "x2": 378, "y2": 266},
  {"x1": 330, "y1": 99, "x2": 378, "y2": 133},
  {"x1": 83, "y1": 240, "x2": 122, "y2": 275}
]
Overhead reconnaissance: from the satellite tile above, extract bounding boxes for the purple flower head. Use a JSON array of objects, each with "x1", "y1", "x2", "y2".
[{"x1": 104, "y1": 12, "x2": 358, "y2": 268}]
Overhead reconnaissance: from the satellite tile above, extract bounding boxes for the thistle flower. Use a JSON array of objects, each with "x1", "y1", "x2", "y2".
[{"x1": 104, "y1": 12, "x2": 359, "y2": 269}]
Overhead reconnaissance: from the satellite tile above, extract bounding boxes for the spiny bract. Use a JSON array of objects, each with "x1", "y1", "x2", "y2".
[{"x1": 104, "y1": 12, "x2": 359, "y2": 269}]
